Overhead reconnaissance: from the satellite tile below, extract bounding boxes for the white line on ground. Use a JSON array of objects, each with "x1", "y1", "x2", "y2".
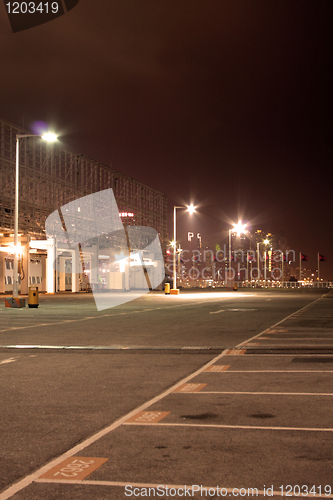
[
  {"x1": 215, "y1": 370, "x2": 333, "y2": 373},
  {"x1": 235, "y1": 294, "x2": 326, "y2": 349},
  {"x1": 124, "y1": 422, "x2": 333, "y2": 432},
  {"x1": 34, "y1": 479, "x2": 333, "y2": 499},
  {"x1": 1, "y1": 295, "x2": 330, "y2": 499},
  {"x1": 0, "y1": 357, "x2": 16, "y2": 365},
  {"x1": 187, "y1": 391, "x2": 333, "y2": 396},
  {"x1": 0, "y1": 349, "x2": 230, "y2": 500}
]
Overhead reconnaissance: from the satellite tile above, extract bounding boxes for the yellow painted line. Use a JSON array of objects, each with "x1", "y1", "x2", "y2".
[
  {"x1": 33, "y1": 480, "x2": 333, "y2": 499},
  {"x1": 173, "y1": 383, "x2": 207, "y2": 393},
  {"x1": 225, "y1": 349, "x2": 246, "y2": 355},
  {"x1": 39, "y1": 457, "x2": 108, "y2": 481},
  {"x1": 125, "y1": 411, "x2": 170, "y2": 424},
  {"x1": 204, "y1": 365, "x2": 230, "y2": 372}
]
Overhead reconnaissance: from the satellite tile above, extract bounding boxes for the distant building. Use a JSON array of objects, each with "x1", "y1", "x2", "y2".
[{"x1": 0, "y1": 118, "x2": 167, "y2": 293}]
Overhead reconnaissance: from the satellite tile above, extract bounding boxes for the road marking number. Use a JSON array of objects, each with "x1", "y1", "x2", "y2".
[
  {"x1": 125, "y1": 411, "x2": 170, "y2": 424},
  {"x1": 204, "y1": 365, "x2": 230, "y2": 372},
  {"x1": 173, "y1": 383, "x2": 207, "y2": 393},
  {"x1": 39, "y1": 457, "x2": 108, "y2": 480}
]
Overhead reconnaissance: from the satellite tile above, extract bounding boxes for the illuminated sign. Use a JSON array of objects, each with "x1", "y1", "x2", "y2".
[
  {"x1": 119, "y1": 212, "x2": 134, "y2": 218},
  {"x1": 188, "y1": 232, "x2": 201, "y2": 242}
]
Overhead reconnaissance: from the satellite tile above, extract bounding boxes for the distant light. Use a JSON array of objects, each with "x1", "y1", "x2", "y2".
[
  {"x1": 264, "y1": 239, "x2": 270, "y2": 244},
  {"x1": 41, "y1": 132, "x2": 57, "y2": 142},
  {"x1": 187, "y1": 204, "x2": 196, "y2": 215},
  {"x1": 232, "y1": 221, "x2": 247, "y2": 236},
  {"x1": 119, "y1": 212, "x2": 134, "y2": 218}
]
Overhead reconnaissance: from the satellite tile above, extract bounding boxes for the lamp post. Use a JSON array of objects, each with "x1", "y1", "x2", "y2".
[
  {"x1": 13, "y1": 132, "x2": 57, "y2": 298},
  {"x1": 173, "y1": 203, "x2": 195, "y2": 290},
  {"x1": 228, "y1": 221, "x2": 247, "y2": 283},
  {"x1": 256, "y1": 238, "x2": 270, "y2": 284}
]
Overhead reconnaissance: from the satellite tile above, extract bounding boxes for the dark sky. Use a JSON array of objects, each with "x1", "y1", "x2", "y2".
[{"x1": 1, "y1": 1, "x2": 332, "y2": 278}]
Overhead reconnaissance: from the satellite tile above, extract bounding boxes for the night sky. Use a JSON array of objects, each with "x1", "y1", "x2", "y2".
[{"x1": 1, "y1": 1, "x2": 332, "y2": 278}]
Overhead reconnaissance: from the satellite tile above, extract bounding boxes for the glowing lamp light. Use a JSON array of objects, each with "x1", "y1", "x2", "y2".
[
  {"x1": 41, "y1": 132, "x2": 57, "y2": 142},
  {"x1": 233, "y1": 222, "x2": 247, "y2": 236},
  {"x1": 119, "y1": 212, "x2": 134, "y2": 218},
  {"x1": 187, "y1": 204, "x2": 196, "y2": 215}
]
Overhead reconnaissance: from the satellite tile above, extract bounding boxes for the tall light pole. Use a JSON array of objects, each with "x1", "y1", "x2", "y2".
[
  {"x1": 173, "y1": 203, "x2": 195, "y2": 290},
  {"x1": 228, "y1": 221, "x2": 247, "y2": 283},
  {"x1": 13, "y1": 132, "x2": 57, "y2": 298},
  {"x1": 263, "y1": 239, "x2": 270, "y2": 282}
]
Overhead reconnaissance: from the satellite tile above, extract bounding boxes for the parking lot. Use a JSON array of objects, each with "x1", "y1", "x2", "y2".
[{"x1": 0, "y1": 289, "x2": 332, "y2": 499}]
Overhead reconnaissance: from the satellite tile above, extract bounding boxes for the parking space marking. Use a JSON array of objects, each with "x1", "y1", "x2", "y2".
[
  {"x1": 225, "y1": 349, "x2": 246, "y2": 355},
  {"x1": 0, "y1": 348, "x2": 228, "y2": 500},
  {"x1": 192, "y1": 391, "x2": 333, "y2": 396},
  {"x1": 0, "y1": 357, "x2": 16, "y2": 365},
  {"x1": 33, "y1": 479, "x2": 333, "y2": 498},
  {"x1": 204, "y1": 365, "x2": 230, "y2": 372},
  {"x1": 124, "y1": 421, "x2": 333, "y2": 432},
  {"x1": 173, "y1": 383, "x2": 207, "y2": 393},
  {"x1": 39, "y1": 457, "x2": 108, "y2": 481},
  {"x1": 125, "y1": 411, "x2": 170, "y2": 424},
  {"x1": 1, "y1": 296, "x2": 331, "y2": 500},
  {"x1": 218, "y1": 370, "x2": 333, "y2": 373},
  {"x1": 0, "y1": 299, "x2": 215, "y2": 334},
  {"x1": 236, "y1": 295, "x2": 325, "y2": 348}
]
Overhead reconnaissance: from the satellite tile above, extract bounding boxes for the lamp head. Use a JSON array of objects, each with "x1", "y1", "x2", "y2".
[
  {"x1": 41, "y1": 132, "x2": 57, "y2": 142},
  {"x1": 187, "y1": 204, "x2": 196, "y2": 215},
  {"x1": 232, "y1": 221, "x2": 247, "y2": 236}
]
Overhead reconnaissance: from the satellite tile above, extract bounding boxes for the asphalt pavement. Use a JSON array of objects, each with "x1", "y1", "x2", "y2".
[{"x1": 0, "y1": 289, "x2": 332, "y2": 499}]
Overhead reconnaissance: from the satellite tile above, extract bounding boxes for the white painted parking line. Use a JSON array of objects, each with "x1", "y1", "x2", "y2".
[
  {"x1": 236, "y1": 354, "x2": 333, "y2": 357},
  {"x1": 34, "y1": 479, "x2": 333, "y2": 499},
  {"x1": 216, "y1": 370, "x2": 333, "y2": 373},
  {"x1": 0, "y1": 299, "x2": 212, "y2": 334},
  {"x1": 0, "y1": 349, "x2": 229, "y2": 500},
  {"x1": 209, "y1": 309, "x2": 225, "y2": 314},
  {"x1": 0, "y1": 357, "x2": 16, "y2": 365},
  {"x1": 189, "y1": 391, "x2": 333, "y2": 396},
  {"x1": 124, "y1": 421, "x2": 333, "y2": 432},
  {"x1": 235, "y1": 295, "x2": 325, "y2": 348}
]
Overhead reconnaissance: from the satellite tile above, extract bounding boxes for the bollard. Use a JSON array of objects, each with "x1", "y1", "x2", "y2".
[
  {"x1": 165, "y1": 283, "x2": 170, "y2": 295},
  {"x1": 28, "y1": 286, "x2": 39, "y2": 308}
]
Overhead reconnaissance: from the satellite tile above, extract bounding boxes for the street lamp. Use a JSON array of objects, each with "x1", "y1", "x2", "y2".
[
  {"x1": 13, "y1": 132, "x2": 57, "y2": 298},
  {"x1": 228, "y1": 221, "x2": 247, "y2": 282},
  {"x1": 256, "y1": 238, "x2": 270, "y2": 283},
  {"x1": 173, "y1": 204, "x2": 196, "y2": 290}
]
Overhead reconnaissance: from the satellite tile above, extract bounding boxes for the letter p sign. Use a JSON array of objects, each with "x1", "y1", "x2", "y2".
[{"x1": 188, "y1": 232, "x2": 194, "y2": 242}]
